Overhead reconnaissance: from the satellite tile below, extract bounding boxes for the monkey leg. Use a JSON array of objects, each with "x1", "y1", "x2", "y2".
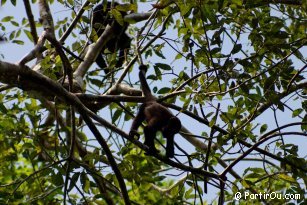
[
  {"x1": 144, "y1": 126, "x2": 158, "y2": 155},
  {"x1": 165, "y1": 136, "x2": 174, "y2": 158}
]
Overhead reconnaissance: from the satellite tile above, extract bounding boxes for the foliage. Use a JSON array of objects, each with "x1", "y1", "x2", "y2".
[{"x1": 0, "y1": 0, "x2": 306, "y2": 204}]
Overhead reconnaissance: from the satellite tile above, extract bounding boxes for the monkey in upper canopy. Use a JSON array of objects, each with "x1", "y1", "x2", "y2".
[{"x1": 92, "y1": 1, "x2": 131, "y2": 74}]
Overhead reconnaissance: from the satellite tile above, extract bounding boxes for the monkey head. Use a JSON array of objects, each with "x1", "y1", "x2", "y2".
[{"x1": 162, "y1": 116, "x2": 181, "y2": 137}]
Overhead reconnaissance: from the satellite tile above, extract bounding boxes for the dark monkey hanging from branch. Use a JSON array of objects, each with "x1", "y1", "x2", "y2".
[
  {"x1": 92, "y1": 1, "x2": 131, "y2": 74},
  {"x1": 129, "y1": 65, "x2": 182, "y2": 158}
]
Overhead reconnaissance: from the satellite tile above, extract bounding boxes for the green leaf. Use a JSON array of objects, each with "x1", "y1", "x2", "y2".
[
  {"x1": 68, "y1": 173, "x2": 80, "y2": 192},
  {"x1": 11, "y1": 20, "x2": 19, "y2": 27},
  {"x1": 23, "y1": 30, "x2": 33, "y2": 42},
  {"x1": 232, "y1": 0, "x2": 243, "y2": 6},
  {"x1": 210, "y1": 47, "x2": 221, "y2": 55},
  {"x1": 231, "y1": 44, "x2": 242, "y2": 54},
  {"x1": 153, "y1": 45, "x2": 166, "y2": 59},
  {"x1": 241, "y1": 180, "x2": 251, "y2": 188},
  {"x1": 0, "y1": 103, "x2": 8, "y2": 114},
  {"x1": 111, "y1": 8, "x2": 124, "y2": 26},
  {"x1": 112, "y1": 109, "x2": 122, "y2": 123},
  {"x1": 12, "y1": 40, "x2": 24, "y2": 45},
  {"x1": 80, "y1": 172, "x2": 90, "y2": 193},
  {"x1": 202, "y1": 4, "x2": 217, "y2": 24},
  {"x1": 157, "y1": 87, "x2": 171, "y2": 94},
  {"x1": 52, "y1": 172, "x2": 64, "y2": 186},
  {"x1": 260, "y1": 124, "x2": 268, "y2": 134},
  {"x1": 116, "y1": 2, "x2": 137, "y2": 13},
  {"x1": 278, "y1": 174, "x2": 297, "y2": 183},
  {"x1": 1, "y1": 0, "x2": 7, "y2": 6},
  {"x1": 1, "y1": 16, "x2": 13, "y2": 22},
  {"x1": 184, "y1": 187, "x2": 194, "y2": 199},
  {"x1": 182, "y1": 98, "x2": 191, "y2": 110},
  {"x1": 209, "y1": 115, "x2": 217, "y2": 127},
  {"x1": 154, "y1": 63, "x2": 172, "y2": 71},
  {"x1": 292, "y1": 109, "x2": 303, "y2": 117}
]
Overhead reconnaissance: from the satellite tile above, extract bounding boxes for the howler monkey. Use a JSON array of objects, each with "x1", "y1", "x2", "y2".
[
  {"x1": 129, "y1": 65, "x2": 181, "y2": 158},
  {"x1": 92, "y1": 1, "x2": 131, "y2": 74}
]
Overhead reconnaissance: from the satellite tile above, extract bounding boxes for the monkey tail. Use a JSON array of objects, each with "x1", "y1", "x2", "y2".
[{"x1": 139, "y1": 65, "x2": 152, "y2": 98}]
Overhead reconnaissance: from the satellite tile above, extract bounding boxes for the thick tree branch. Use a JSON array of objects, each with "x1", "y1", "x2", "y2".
[
  {"x1": 0, "y1": 61, "x2": 220, "y2": 179},
  {"x1": 0, "y1": 61, "x2": 131, "y2": 205},
  {"x1": 73, "y1": 25, "x2": 114, "y2": 79},
  {"x1": 0, "y1": 61, "x2": 225, "y2": 202}
]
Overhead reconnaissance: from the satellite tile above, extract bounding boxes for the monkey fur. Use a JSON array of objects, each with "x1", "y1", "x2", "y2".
[
  {"x1": 129, "y1": 65, "x2": 181, "y2": 158},
  {"x1": 92, "y1": 1, "x2": 131, "y2": 74}
]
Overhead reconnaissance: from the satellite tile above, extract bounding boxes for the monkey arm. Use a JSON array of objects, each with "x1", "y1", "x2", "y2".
[
  {"x1": 129, "y1": 104, "x2": 146, "y2": 138},
  {"x1": 92, "y1": 1, "x2": 131, "y2": 74},
  {"x1": 165, "y1": 135, "x2": 175, "y2": 158}
]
